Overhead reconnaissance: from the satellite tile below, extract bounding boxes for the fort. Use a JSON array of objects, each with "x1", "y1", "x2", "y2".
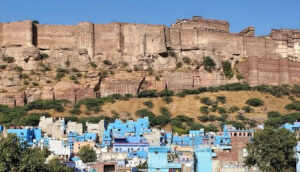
[{"x1": 0, "y1": 16, "x2": 300, "y2": 106}]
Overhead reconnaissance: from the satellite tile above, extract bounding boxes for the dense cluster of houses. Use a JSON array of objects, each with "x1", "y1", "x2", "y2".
[{"x1": 0, "y1": 116, "x2": 299, "y2": 172}]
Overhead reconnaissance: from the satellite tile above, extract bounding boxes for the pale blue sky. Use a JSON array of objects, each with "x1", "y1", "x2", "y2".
[{"x1": 0, "y1": 0, "x2": 299, "y2": 36}]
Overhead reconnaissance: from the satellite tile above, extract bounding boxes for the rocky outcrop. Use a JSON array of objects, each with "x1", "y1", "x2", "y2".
[{"x1": 0, "y1": 17, "x2": 300, "y2": 106}]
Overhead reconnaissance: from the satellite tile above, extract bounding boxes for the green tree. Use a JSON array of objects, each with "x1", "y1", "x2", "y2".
[
  {"x1": 78, "y1": 145, "x2": 97, "y2": 163},
  {"x1": 203, "y1": 56, "x2": 216, "y2": 73},
  {"x1": 47, "y1": 158, "x2": 73, "y2": 172},
  {"x1": 0, "y1": 134, "x2": 24, "y2": 172},
  {"x1": 244, "y1": 128, "x2": 297, "y2": 172}
]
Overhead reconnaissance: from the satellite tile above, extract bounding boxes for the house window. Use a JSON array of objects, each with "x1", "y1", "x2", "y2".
[{"x1": 155, "y1": 151, "x2": 158, "y2": 154}]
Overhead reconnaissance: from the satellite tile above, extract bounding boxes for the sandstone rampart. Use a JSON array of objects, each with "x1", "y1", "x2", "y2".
[{"x1": 0, "y1": 17, "x2": 300, "y2": 106}]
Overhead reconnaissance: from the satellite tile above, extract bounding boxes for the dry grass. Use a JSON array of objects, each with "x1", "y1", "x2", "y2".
[{"x1": 29, "y1": 91, "x2": 298, "y2": 125}]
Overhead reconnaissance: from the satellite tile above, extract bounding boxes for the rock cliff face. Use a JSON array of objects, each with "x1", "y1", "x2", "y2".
[{"x1": 0, "y1": 16, "x2": 300, "y2": 106}]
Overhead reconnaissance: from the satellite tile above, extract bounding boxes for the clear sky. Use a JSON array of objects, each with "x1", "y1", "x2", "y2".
[{"x1": 1, "y1": 0, "x2": 299, "y2": 36}]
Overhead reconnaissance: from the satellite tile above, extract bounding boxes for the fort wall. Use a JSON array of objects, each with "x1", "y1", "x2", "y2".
[
  {"x1": 0, "y1": 23, "x2": 3, "y2": 47},
  {"x1": 237, "y1": 57, "x2": 300, "y2": 86}
]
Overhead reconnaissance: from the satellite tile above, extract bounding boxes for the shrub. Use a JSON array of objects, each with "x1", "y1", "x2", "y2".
[
  {"x1": 39, "y1": 53, "x2": 49, "y2": 60},
  {"x1": 267, "y1": 111, "x2": 282, "y2": 118},
  {"x1": 30, "y1": 70, "x2": 36, "y2": 75},
  {"x1": 203, "y1": 56, "x2": 216, "y2": 73},
  {"x1": 246, "y1": 98, "x2": 264, "y2": 107},
  {"x1": 136, "y1": 109, "x2": 155, "y2": 124},
  {"x1": 25, "y1": 99, "x2": 68, "y2": 112},
  {"x1": 236, "y1": 74, "x2": 244, "y2": 80},
  {"x1": 153, "y1": 115, "x2": 170, "y2": 127},
  {"x1": 176, "y1": 92, "x2": 186, "y2": 98},
  {"x1": 90, "y1": 62, "x2": 97, "y2": 68},
  {"x1": 158, "y1": 90, "x2": 174, "y2": 97},
  {"x1": 126, "y1": 69, "x2": 132, "y2": 73},
  {"x1": 0, "y1": 65, "x2": 7, "y2": 69},
  {"x1": 183, "y1": 57, "x2": 191, "y2": 65},
  {"x1": 205, "y1": 124, "x2": 218, "y2": 132},
  {"x1": 147, "y1": 67, "x2": 154, "y2": 75},
  {"x1": 138, "y1": 90, "x2": 158, "y2": 98},
  {"x1": 155, "y1": 75, "x2": 160, "y2": 81},
  {"x1": 143, "y1": 101, "x2": 154, "y2": 108},
  {"x1": 200, "y1": 97, "x2": 213, "y2": 105},
  {"x1": 69, "y1": 75, "x2": 76, "y2": 80},
  {"x1": 14, "y1": 66, "x2": 23, "y2": 73},
  {"x1": 76, "y1": 73, "x2": 82, "y2": 77},
  {"x1": 23, "y1": 80, "x2": 29, "y2": 85},
  {"x1": 190, "y1": 123, "x2": 205, "y2": 130},
  {"x1": 32, "y1": 82, "x2": 39, "y2": 86},
  {"x1": 200, "y1": 106, "x2": 209, "y2": 115},
  {"x1": 20, "y1": 112, "x2": 50, "y2": 126},
  {"x1": 210, "y1": 104, "x2": 218, "y2": 112},
  {"x1": 71, "y1": 68, "x2": 79, "y2": 72},
  {"x1": 19, "y1": 74, "x2": 29, "y2": 79},
  {"x1": 285, "y1": 101, "x2": 300, "y2": 111},
  {"x1": 216, "y1": 114, "x2": 228, "y2": 122},
  {"x1": 221, "y1": 60, "x2": 233, "y2": 78},
  {"x1": 45, "y1": 80, "x2": 52, "y2": 84},
  {"x1": 103, "y1": 60, "x2": 112, "y2": 65},
  {"x1": 216, "y1": 96, "x2": 226, "y2": 104},
  {"x1": 236, "y1": 114, "x2": 246, "y2": 121},
  {"x1": 56, "y1": 68, "x2": 69, "y2": 74},
  {"x1": 160, "y1": 107, "x2": 171, "y2": 116},
  {"x1": 162, "y1": 96, "x2": 173, "y2": 104},
  {"x1": 223, "y1": 120, "x2": 245, "y2": 129},
  {"x1": 176, "y1": 62, "x2": 182, "y2": 68},
  {"x1": 242, "y1": 106, "x2": 253, "y2": 113},
  {"x1": 217, "y1": 107, "x2": 227, "y2": 114},
  {"x1": 198, "y1": 115, "x2": 216, "y2": 122},
  {"x1": 229, "y1": 106, "x2": 240, "y2": 113},
  {"x1": 3, "y1": 56, "x2": 15, "y2": 63},
  {"x1": 55, "y1": 72, "x2": 65, "y2": 81}
]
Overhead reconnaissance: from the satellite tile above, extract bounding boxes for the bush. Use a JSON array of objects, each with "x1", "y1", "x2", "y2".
[
  {"x1": 0, "y1": 65, "x2": 7, "y2": 69},
  {"x1": 55, "y1": 72, "x2": 65, "y2": 81},
  {"x1": 198, "y1": 115, "x2": 216, "y2": 122},
  {"x1": 3, "y1": 56, "x2": 15, "y2": 63},
  {"x1": 45, "y1": 80, "x2": 52, "y2": 84},
  {"x1": 30, "y1": 70, "x2": 36, "y2": 75},
  {"x1": 246, "y1": 98, "x2": 264, "y2": 107},
  {"x1": 216, "y1": 96, "x2": 226, "y2": 104},
  {"x1": 217, "y1": 107, "x2": 227, "y2": 114},
  {"x1": 200, "y1": 97, "x2": 213, "y2": 105},
  {"x1": 76, "y1": 73, "x2": 82, "y2": 78},
  {"x1": 176, "y1": 92, "x2": 186, "y2": 98},
  {"x1": 25, "y1": 99, "x2": 69, "y2": 112},
  {"x1": 216, "y1": 114, "x2": 228, "y2": 122},
  {"x1": 205, "y1": 124, "x2": 218, "y2": 132},
  {"x1": 203, "y1": 56, "x2": 216, "y2": 73},
  {"x1": 158, "y1": 90, "x2": 174, "y2": 97},
  {"x1": 285, "y1": 101, "x2": 300, "y2": 111},
  {"x1": 65, "y1": 60, "x2": 70, "y2": 67},
  {"x1": 23, "y1": 80, "x2": 29, "y2": 85},
  {"x1": 39, "y1": 53, "x2": 49, "y2": 60},
  {"x1": 90, "y1": 62, "x2": 97, "y2": 68},
  {"x1": 183, "y1": 57, "x2": 191, "y2": 65},
  {"x1": 56, "y1": 68, "x2": 70, "y2": 74},
  {"x1": 138, "y1": 90, "x2": 158, "y2": 98},
  {"x1": 200, "y1": 106, "x2": 209, "y2": 115},
  {"x1": 221, "y1": 60, "x2": 233, "y2": 78},
  {"x1": 162, "y1": 96, "x2": 173, "y2": 104},
  {"x1": 147, "y1": 67, "x2": 154, "y2": 75},
  {"x1": 236, "y1": 74, "x2": 243, "y2": 80},
  {"x1": 136, "y1": 109, "x2": 155, "y2": 124},
  {"x1": 103, "y1": 60, "x2": 112, "y2": 65},
  {"x1": 229, "y1": 106, "x2": 240, "y2": 113},
  {"x1": 236, "y1": 114, "x2": 246, "y2": 121},
  {"x1": 153, "y1": 115, "x2": 170, "y2": 127},
  {"x1": 19, "y1": 74, "x2": 29, "y2": 79},
  {"x1": 160, "y1": 107, "x2": 171, "y2": 116},
  {"x1": 242, "y1": 106, "x2": 253, "y2": 113},
  {"x1": 32, "y1": 82, "x2": 39, "y2": 86},
  {"x1": 71, "y1": 68, "x2": 79, "y2": 72},
  {"x1": 176, "y1": 62, "x2": 182, "y2": 68},
  {"x1": 69, "y1": 75, "x2": 76, "y2": 80},
  {"x1": 267, "y1": 111, "x2": 282, "y2": 118},
  {"x1": 126, "y1": 69, "x2": 132, "y2": 73},
  {"x1": 14, "y1": 66, "x2": 23, "y2": 73},
  {"x1": 143, "y1": 101, "x2": 154, "y2": 108},
  {"x1": 190, "y1": 123, "x2": 205, "y2": 130},
  {"x1": 223, "y1": 120, "x2": 245, "y2": 129}
]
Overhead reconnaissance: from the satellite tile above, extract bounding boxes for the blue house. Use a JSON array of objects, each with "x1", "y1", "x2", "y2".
[
  {"x1": 102, "y1": 117, "x2": 151, "y2": 147},
  {"x1": 67, "y1": 132, "x2": 97, "y2": 150},
  {"x1": 148, "y1": 147, "x2": 181, "y2": 172},
  {"x1": 281, "y1": 122, "x2": 300, "y2": 132},
  {"x1": 113, "y1": 136, "x2": 149, "y2": 159},
  {"x1": 214, "y1": 125, "x2": 231, "y2": 149},
  {"x1": 7, "y1": 127, "x2": 41, "y2": 145},
  {"x1": 172, "y1": 130, "x2": 204, "y2": 146},
  {"x1": 194, "y1": 146, "x2": 213, "y2": 172}
]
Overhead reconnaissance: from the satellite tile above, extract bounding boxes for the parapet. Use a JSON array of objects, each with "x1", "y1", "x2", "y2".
[
  {"x1": 171, "y1": 16, "x2": 229, "y2": 33},
  {"x1": 239, "y1": 26, "x2": 255, "y2": 37}
]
